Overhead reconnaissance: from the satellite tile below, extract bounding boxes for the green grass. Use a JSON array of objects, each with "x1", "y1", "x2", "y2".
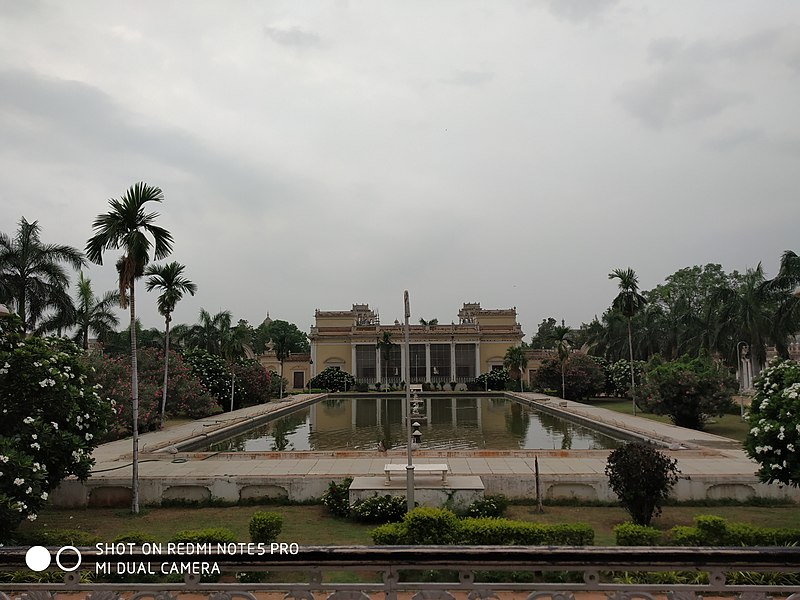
[
  {"x1": 19, "y1": 503, "x2": 800, "y2": 548},
  {"x1": 587, "y1": 397, "x2": 750, "y2": 442}
]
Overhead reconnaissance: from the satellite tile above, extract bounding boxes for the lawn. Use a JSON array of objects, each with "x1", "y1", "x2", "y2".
[
  {"x1": 586, "y1": 397, "x2": 751, "y2": 442},
  {"x1": 20, "y1": 502, "x2": 800, "y2": 548}
]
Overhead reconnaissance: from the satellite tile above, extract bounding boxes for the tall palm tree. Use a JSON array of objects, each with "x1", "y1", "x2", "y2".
[
  {"x1": 86, "y1": 182, "x2": 174, "y2": 514},
  {"x1": 609, "y1": 268, "x2": 647, "y2": 415},
  {"x1": 145, "y1": 262, "x2": 197, "y2": 425},
  {"x1": 503, "y1": 344, "x2": 528, "y2": 392},
  {"x1": 553, "y1": 324, "x2": 572, "y2": 400},
  {"x1": 0, "y1": 217, "x2": 85, "y2": 332}
]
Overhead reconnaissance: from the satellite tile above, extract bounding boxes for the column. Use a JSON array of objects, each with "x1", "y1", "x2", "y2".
[
  {"x1": 474, "y1": 342, "x2": 481, "y2": 376},
  {"x1": 310, "y1": 343, "x2": 317, "y2": 378},
  {"x1": 425, "y1": 343, "x2": 431, "y2": 382},
  {"x1": 375, "y1": 347, "x2": 382, "y2": 385},
  {"x1": 450, "y1": 340, "x2": 456, "y2": 382},
  {"x1": 351, "y1": 344, "x2": 357, "y2": 378}
]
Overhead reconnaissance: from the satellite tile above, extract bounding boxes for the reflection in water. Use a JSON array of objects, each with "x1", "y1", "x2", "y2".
[{"x1": 206, "y1": 396, "x2": 621, "y2": 452}]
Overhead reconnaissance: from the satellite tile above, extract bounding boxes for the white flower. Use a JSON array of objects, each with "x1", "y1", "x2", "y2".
[
  {"x1": 51, "y1": 422, "x2": 58, "y2": 430},
  {"x1": 25, "y1": 487, "x2": 32, "y2": 494},
  {"x1": 13, "y1": 478, "x2": 24, "y2": 486},
  {"x1": 31, "y1": 434, "x2": 37, "y2": 440},
  {"x1": 27, "y1": 514, "x2": 37, "y2": 521},
  {"x1": 30, "y1": 442, "x2": 40, "y2": 450},
  {"x1": 41, "y1": 491, "x2": 48, "y2": 500},
  {"x1": 85, "y1": 433, "x2": 93, "y2": 441},
  {"x1": 788, "y1": 444, "x2": 795, "y2": 452},
  {"x1": 0, "y1": 455, "x2": 8, "y2": 463},
  {"x1": 23, "y1": 416, "x2": 34, "y2": 425}
]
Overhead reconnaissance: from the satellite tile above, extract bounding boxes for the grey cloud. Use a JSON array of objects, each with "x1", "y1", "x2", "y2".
[
  {"x1": 441, "y1": 70, "x2": 494, "y2": 87},
  {"x1": 546, "y1": 0, "x2": 619, "y2": 23},
  {"x1": 707, "y1": 129, "x2": 763, "y2": 151},
  {"x1": 618, "y1": 69, "x2": 748, "y2": 129},
  {"x1": 263, "y1": 25, "x2": 322, "y2": 48},
  {"x1": 648, "y1": 29, "x2": 789, "y2": 66},
  {"x1": 0, "y1": 69, "x2": 306, "y2": 214}
]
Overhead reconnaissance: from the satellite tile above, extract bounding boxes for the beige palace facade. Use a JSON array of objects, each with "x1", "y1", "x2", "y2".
[{"x1": 309, "y1": 302, "x2": 524, "y2": 385}]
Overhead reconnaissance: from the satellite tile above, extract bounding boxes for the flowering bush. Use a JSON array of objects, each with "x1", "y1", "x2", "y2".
[
  {"x1": 309, "y1": 367, "x2": 356, "y2": 392},
  {"x1": 0, "y1": 316, "x2": 110, "y2": 541},
  {"x1": 534, "y1": 353, "x2": 605, "y2": 400},
  {"x1": 635, "y1": 354, "x2": 736, "y2": 430},
  {"x1": 350, "y1": 494, "x2": 407, "y2": 524},
  {"x1": 476, "y1": 368, "x2": 510, "y2": 391},
  {"x1": 744, "y1": 358, "x2": 800, "y2": 486},
  {"x1": 608, "y1": 359, "x2": 645, "y2": 397},
  {"x1": 322, "y1": 477, "x2": 352, "y2": 518},
  {"x1": 81, "y1": 353, "x2": 161, "y2": 439},
  {"x1": 465, "y1": 494, "x2": 509, "y2": 518},
  {"x1": 232, "y1": 359, "x2": 272, "y2": 407}
]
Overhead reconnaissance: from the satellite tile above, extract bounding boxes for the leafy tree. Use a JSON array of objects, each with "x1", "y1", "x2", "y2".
[
  {"x1": 189, "y1": 308, "x2": 233, "y2": 356},
  {"x1": 535, "y1": 353, "x2": 605, "y2": 401},
  {"x1": 605, "y1": 441, "x2": 679, "y2": 526},
  {"x1": 530, "y1": 317, "x2": 559, "y2": 349},
  {"x1": 607, "y1": 359, "x2": 645, "y2": 398},
  {"x1": 309, "y1": 367, "x2": 356, "y2": 392},
  {"x1": 231, "y1": 359, "x2": 272, "y2": 408},
  {"x1": 0, "y1": 217, "x2": 85, "y2": 332},
  {"x1": 258, "y1": 319, "x2": 309, "y2": 398},
  {"x1": 743, "y1": 358, "x2": 800, "y2": 486},
  {"x1": 635, "y1": 355, "x2": 736, "y2": 430},
  {"x1": 0, "y1": 315, "x2": 111, "y2": 541},
  {"x1": 503, "y1": 345, "x2": 528, "y2": 391},
  {"x1": 145, "y1": 262, "x2": 197, "y2": 425},
  {"x1": 86, "y1": 182, "x2": 174, "y2": 514},
  {"x1": 609, "y1": 268, "x2": 648, "y2": 412}
]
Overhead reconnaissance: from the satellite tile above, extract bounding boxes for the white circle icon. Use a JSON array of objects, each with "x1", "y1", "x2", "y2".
[
  {"x1": 55, "y1": 546, "x2": 82, "y2": 572},
  {"x1": 26, "y1": 546, "x2": 51, "y2": 572}
]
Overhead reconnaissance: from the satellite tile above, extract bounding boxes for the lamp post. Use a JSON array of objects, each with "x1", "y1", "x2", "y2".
[{"x1": 403, "y1": 290, "x2": 415, "y2": 511}]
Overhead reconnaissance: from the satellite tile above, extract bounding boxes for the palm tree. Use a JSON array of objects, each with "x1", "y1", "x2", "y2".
[
  {"x1": 70, "y1": 272, "x2": 119, "y2": 349},
  {"x1": 763, "y1": 250, "x2": 800, "y2": 357},
  {"x1": 553, "y1": 324, "x2": 572, "y2": 400},
  {"x1": 0, "y1": 217, "x2": 85, "y2": 332},
  {"x1": 145, "y1": 262, "x2": 197, "y2": 425},
  {"x1": 609, "y1": 268, "x2": 647, "y2": 414},
  {"x1": 190, "y1": 308, "x2": 233, "y2": 355},
  {"x1": 86, "y1": 182, "x2": 174, "y2": 514},
  {"x1": 419, "y1": 318, "x2": 438, "y2": 327},
  {"x1": 376, "y1": 331, "x2": 396, "y2": 388},
  {"x1": 503, "y1": 344, "x2": 528, "y2": 392}
]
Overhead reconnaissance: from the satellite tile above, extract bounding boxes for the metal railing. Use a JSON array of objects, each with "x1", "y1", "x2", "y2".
[{"x1": 2, "y1": 546, "x2": 800, "y2": 599}]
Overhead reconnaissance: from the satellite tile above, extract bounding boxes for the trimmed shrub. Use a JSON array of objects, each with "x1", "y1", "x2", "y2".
[
  {"x1": 309, "y1": 367, "x2": 356, "y2": 392},
  {"x1": 32, "y1": 529, "x2": 101, "y2": 547},
  {"x1": 614, "y1": 522, "x2": 662, "y2": 546},
  {"x1": 371, "y1": 522, "x2": 408, "y2": 545},
  {"x1": 605, "y1": 441, "x2": 679, "y2": 526},
  {"x1": 249, "y1": 511, "x2": 283, "y2": 543},
  {"x1": 669, "y1": 515, "x2": 800, "y2": 547},
  {"x1": 459, "y1": 519, "x2": 594, "y2": 546},
  {"x1": 112, "y1": 531, "x2": 156, "y2": 544},
  {"x1": 465, "y1": 495, "x2": 509, "y2": 518},
  {"x1": 322, "y1": 478, "x2": 352, "y2": 518},
  {"x1": 171, "y1": 527, "x2": 237, "y2": 544},
  {"x1": 403, "y1": 507, "x2": 461, "y2": 545},
  {"x1": 350, "y1": 494, "x2": 407, "y2": 524},
  {"x1": 535, "y1": 353, "x2": 605, "y2": 400}
]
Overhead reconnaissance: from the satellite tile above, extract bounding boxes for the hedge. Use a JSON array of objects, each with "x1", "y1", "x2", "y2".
[{"x1": 669, "y1": 515, "x2": 800, "y2": 547}]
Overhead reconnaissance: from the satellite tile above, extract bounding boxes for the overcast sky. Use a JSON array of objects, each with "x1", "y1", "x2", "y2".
[{"x1": 2, "y1": 1, "x2": 799, "y2": 339}]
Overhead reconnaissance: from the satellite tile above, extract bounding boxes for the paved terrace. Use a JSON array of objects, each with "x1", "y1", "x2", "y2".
[{"x1": 51, "y1": 393, "x2": 800, "y2": 507}]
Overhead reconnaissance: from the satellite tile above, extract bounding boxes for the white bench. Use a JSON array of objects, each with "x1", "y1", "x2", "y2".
[
  {"x1": 384, "y1": 463, "x2": 449, "y2": 485},
  {"x1": 409, "y1": 384, "x2": 423, "y2": 392}
]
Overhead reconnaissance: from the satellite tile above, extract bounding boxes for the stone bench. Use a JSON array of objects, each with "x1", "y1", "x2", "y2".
[{"x1": 384, "y1": 463, "x2": 449, "y2": 485}]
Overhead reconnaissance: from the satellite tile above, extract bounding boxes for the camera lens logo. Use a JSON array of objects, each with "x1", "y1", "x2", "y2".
[{"x1": 26, "y1": 546, "x2": 82, "y2": 572}]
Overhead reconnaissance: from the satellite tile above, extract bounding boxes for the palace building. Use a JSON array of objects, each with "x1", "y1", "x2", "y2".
[{"x1": 309, "y1": 302, "x2": 524, "y2": 386}]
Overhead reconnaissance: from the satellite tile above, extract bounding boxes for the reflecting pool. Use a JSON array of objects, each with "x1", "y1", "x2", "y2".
[{"x1": 206, "y1": 396, "x2": 621, "y2": 452}]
